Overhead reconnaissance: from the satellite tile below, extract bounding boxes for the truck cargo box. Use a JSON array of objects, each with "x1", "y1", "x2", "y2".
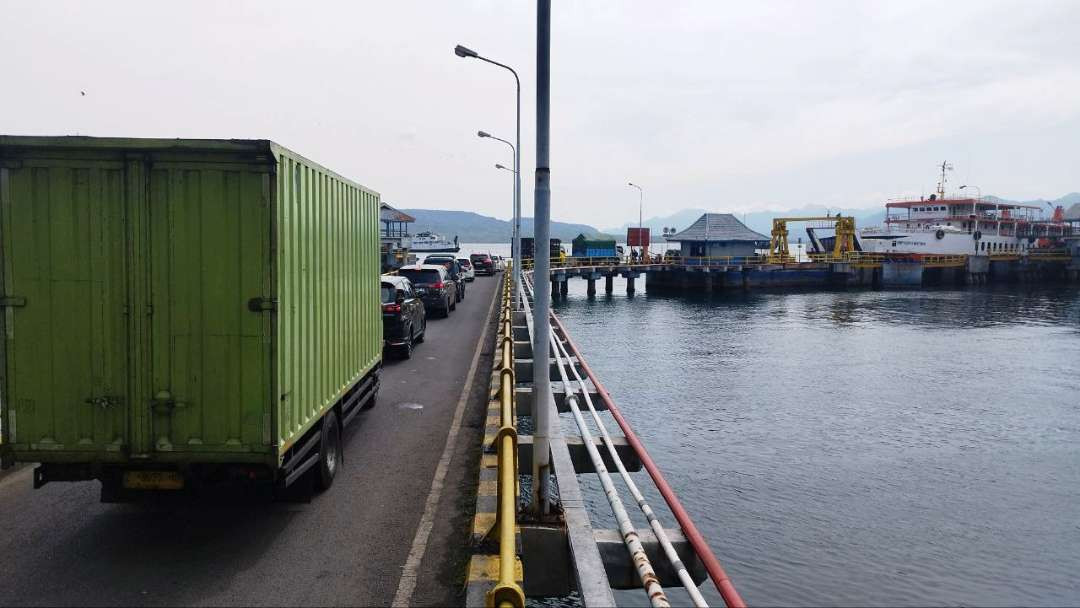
[{"x1": 0, "y1": 136, "x2": 382, "y2": 493}]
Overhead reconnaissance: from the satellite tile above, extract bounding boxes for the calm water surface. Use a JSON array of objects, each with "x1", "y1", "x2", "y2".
[{"x1": 552, "y1": 279, "x2": 1080, "y2": 607}]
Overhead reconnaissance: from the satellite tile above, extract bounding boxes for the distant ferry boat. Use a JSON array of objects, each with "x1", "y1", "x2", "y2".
[
  {"x1": 857, "y1": 162, "x2": 1070, "y2": 257},
  {"x1": 411, "y1": 231, "x2": 460, "y2": 253}
]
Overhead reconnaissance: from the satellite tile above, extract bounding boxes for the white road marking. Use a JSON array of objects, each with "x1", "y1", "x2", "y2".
[{"x1": 391, "y1": 283, "x2": 499, "y2": 607}]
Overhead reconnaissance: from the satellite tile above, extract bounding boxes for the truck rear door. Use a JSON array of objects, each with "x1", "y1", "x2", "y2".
[
  {"x1": 0, "y1": 161, "x2": 130, "y2": 454},
  {"x1": 145, "y1": 164, "x2": 272, "y2": 457}
]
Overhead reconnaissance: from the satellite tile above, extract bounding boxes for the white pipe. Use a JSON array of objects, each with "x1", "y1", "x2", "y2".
[
  {"x1": 546, "y1": 327, "x2": 670, "y2": 608},
  {"x1": 550, "y1": 328, "x2": 708, "y2": 608}
]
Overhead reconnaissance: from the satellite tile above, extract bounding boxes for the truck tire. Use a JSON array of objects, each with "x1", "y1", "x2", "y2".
[{"x1": 316, "y1": 412, "x2": 341, "y2": 491}]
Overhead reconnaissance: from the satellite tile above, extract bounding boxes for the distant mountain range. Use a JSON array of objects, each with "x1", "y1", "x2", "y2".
[
  {"x1": 401, "y1": 209, "x2": 616, "y2": 243},
  {"x1": 605, "y1": 193, "x2": 1080, "y2": 238},
  {"x1": 398, "y1": 193, "x2": 1078, "y2": 244}
]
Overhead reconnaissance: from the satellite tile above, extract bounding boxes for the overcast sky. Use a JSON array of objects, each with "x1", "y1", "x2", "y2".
[{"x1": 3, "y1": 0, "x2": 1078, "y2": 227}]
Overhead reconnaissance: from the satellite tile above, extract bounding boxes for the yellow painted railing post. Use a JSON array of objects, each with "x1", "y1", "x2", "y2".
[{"x1": 485, "y1": 264, "x2": 525, "y2": 608}]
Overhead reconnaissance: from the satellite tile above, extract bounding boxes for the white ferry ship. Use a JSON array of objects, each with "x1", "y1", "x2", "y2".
[
  {"x1": 410, "y1": 231, "x2": 460, "y2": 253},
  {"x1": 857, "y1": 163, "x2": 1070, "y2": 257}
]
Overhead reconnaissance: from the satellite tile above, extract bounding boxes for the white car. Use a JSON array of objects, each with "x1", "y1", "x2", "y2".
[{"x1": 456, "y1": 258, "x2": 476, "y2": 281}]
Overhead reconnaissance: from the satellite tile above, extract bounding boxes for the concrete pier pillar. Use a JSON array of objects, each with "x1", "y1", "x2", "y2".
[
  {"x1": 626, "y1": 277, "x2": 636, "y2": 293},
  {"x1": 704, "y1": 273, "x2": 714, "y2": 293},
  {"x1": 551, "y1": 279, "x2": 560, "y2": 297},
  {"x1": 587, "y1": 278, "x2": 596, "y2": 296},
  {"x1": 560, "y1": 280, "x2": 568, "y2": 296},
  {"x1": 605, "y1": 275, "x2": 613, "y2": 293}
]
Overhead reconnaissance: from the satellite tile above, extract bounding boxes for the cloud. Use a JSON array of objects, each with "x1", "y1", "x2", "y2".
[{"x1": 1, "y1": 0, "x2": 1077, "y2": 223}]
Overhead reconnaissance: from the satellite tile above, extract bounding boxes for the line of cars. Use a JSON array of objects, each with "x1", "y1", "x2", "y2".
[{"x1": 381, "y1": 252, "x2": 501, "y2": 359}]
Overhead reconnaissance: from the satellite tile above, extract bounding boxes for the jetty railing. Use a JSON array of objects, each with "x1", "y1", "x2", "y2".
[
  {"x1": 522, "y1": 270, "x2": 746, "y2": 608},
  {"x1": 489, "y1": 266, "x2": 525, "y2": 608}
]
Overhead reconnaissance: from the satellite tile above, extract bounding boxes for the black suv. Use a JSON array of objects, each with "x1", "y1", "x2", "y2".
[
  {"x1": 470, "y1": 253, "x2": 495, "y2": 276},
  {"x1": 381, "y1": 275, "x2": 427, "y2": 359},
  {"x1": 423, "y1": 255, "x2": 466, "y2": 302},
  {"x1": 397, "y1": 264, "x2": 457, "y2": 318}
]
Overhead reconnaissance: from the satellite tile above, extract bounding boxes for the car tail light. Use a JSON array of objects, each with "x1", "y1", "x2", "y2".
[
  {"x1": 383, "y1": 304, "x2": 401, "y2": 313},
  {"x1": 432, "y1": 281, "x2": 444, "y2": 289}
]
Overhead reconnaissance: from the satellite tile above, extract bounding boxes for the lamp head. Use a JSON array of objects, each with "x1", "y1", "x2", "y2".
[
  {"x1": 454, "y1": 45, "x2": 478, "y2": 59},
  {"x1": 496, "y1": 163, "x2": 507, "y2": 170},
  {"x1": 477, "y1": 130, "x2": 490, "y2": 138}
]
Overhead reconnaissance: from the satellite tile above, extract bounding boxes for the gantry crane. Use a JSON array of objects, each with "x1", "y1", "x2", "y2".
[{"x1": 767, "y1": 215, "x2": 857, "y2": 263}]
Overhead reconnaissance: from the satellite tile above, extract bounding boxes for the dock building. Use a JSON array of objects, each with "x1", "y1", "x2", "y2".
[
  {"x1": 665, "y1": 213, "x2": 770, "y2": 259},
  {"x1": 380, "y1": 202, "x2": 416, "y2": 270}
]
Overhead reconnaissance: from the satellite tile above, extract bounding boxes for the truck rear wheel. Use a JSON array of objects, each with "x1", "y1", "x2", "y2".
[{"x1": 316, "y1": 412, "x2": 341, "y2": 491}]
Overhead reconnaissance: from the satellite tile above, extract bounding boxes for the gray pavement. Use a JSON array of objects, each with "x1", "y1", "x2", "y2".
[{"x1": 0, "y1": 274, "x2": 501, "y2": 607}]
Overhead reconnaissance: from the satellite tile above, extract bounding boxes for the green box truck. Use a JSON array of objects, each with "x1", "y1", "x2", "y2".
[{"x1": 0, "y1": 136, "x2": 382, "y2": 500}]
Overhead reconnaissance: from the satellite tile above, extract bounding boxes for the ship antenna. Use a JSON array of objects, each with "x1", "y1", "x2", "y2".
[{"x1": 937, "y1": 161, "x2": 954, "y2": 199}]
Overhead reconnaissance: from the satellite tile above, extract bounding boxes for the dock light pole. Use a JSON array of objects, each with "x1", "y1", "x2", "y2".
[
  {"x1": 455, "y1": 44, "x2": 522, "y2": 294},
  {"x1": 960, "y1": 185, "x2": 982, "y2": 245},
  {"x1": 479, "y1": 131, "x2": 517, "y2": 258},
  {"x1": 959, "y1": 184, "x2": 981, "y2": 200},
  {"x1": 531, "y1": 0, "x2": 553, "y2": 517},
  {"x1": 628, "y1": 182, "x2": 643, "y2": 261}
]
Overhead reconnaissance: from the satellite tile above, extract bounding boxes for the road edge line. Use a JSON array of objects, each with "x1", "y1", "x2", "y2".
[{"x1": 391, "y1": 279, "x2": 501, "y2": 607}]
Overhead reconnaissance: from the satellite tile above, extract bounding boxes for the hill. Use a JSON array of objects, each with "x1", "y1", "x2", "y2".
[{"x1": 401, "y1": 209, "x2": 615, "y2": 242}]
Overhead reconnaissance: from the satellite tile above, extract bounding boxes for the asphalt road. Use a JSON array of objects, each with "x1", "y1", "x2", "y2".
[{"x1": 0, "y1": 273, "x2": 500, "y2": 607}]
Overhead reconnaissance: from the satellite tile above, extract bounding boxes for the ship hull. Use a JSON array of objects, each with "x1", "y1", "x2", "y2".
[
  {"x1": 858, "y1": 231, "x2": 1034, "y2": 257},
  {"x1": 411, "y1": 244, "x2": 460, "y2": 253}
]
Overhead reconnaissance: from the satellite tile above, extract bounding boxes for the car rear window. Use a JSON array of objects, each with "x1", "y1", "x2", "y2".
[
  {"x1": 470, "y1": 254, "x2": 490, "y2": 261},
  {"x1": 380, "y1": 283, "x2": 396, "y2": 303},
  {"x1": 398, "y1": 269, "x2": 441, "y2": 284},
  {"x1": 457, "y1": 259, "x2": 471, "y2": 266}
]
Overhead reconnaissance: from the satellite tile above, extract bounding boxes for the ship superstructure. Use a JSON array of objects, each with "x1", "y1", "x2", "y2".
[{"x1": 858, "y1": 163, "x2": 1070, "y2": 257}]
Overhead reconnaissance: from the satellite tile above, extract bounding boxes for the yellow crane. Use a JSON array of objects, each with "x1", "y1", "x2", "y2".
[{"x1": 768, "y1": 215, "x2": 857, "y2": 263}]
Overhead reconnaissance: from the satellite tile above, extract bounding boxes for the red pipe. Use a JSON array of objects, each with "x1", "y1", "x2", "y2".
[{"x1": 551, "y1": 312, "x2": 747, "y2": 608}]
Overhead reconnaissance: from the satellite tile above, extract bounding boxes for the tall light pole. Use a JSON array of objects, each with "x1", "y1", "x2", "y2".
[
  {"x1": 479, "y1": 131, "x2": 516, "y2": 257},
  {"x1": 628, "y1": 182, "x2": 644, "y2": 260},
  {"x1": 960, "y1": 184, "x2": 982, "y2": 249},
  {"x1": 455, "y1": 44, "x2": 522, "y2": 294},
  {"x1": 531, "y1": 0, "x2": 553, "y2": 516}
]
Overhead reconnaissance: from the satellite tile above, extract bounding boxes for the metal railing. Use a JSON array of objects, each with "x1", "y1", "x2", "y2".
[
  {"x1": 1028, "y1": 249, "x2": 1073, "y2": 261},
  {"x1": 523, "y1": 255, "x2": 776, "y2": 270},
  {"x1": 918, "y1": 255, "x2": 969, "y2": 267},
  {"x1": 487, "y1": 265, "x2": 525, "y2": 608},
  {"x1": 520, "y1": 269, "x2": 746, "y2": 608}
]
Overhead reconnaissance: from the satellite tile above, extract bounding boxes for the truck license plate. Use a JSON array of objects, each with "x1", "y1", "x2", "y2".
[{"x1": 122, "y1": 470, "x2": 184, "y2": 490}]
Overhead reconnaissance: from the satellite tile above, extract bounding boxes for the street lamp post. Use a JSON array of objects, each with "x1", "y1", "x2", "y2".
[
  {"x1": 628, "y1": 182, "x2": 644, "y2": 261},
  {"x1": 479, "y1": 131, "x2": 517, "y2": 258},
  {"x1": 495, "y1": 163, "x2": 517, "y2": 262},
  {"x1": 959, "y1": 184, "x2": 983, "y2": 252},
  {"x1": 455, "y1": 44, "x2": 521, "y2": 294}
]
